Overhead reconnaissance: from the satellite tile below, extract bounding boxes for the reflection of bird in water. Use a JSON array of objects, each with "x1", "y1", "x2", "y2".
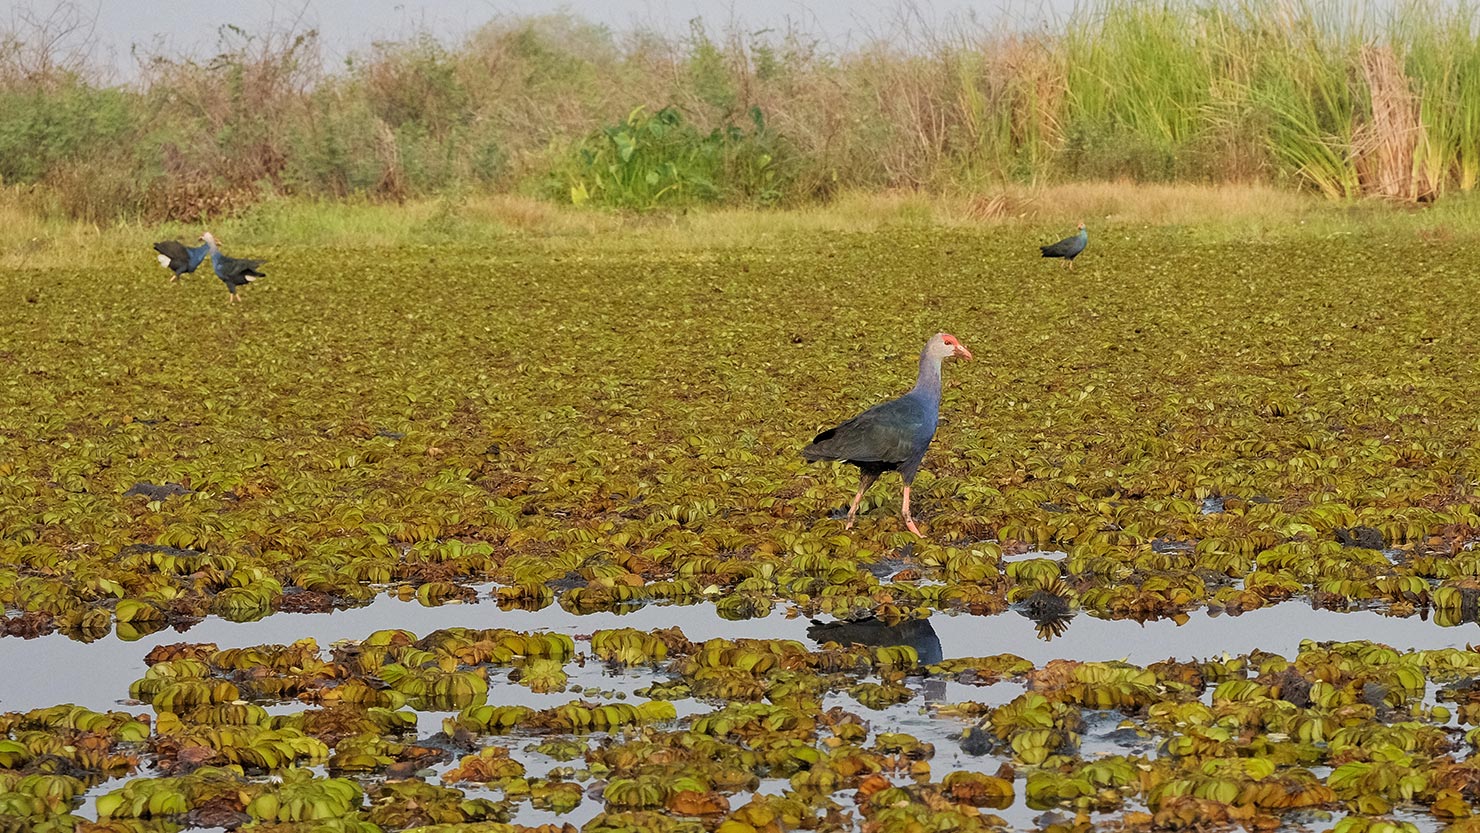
[
  {"x1": 807, "y1": 616, "x2": 944, "y2": 666},
  {"x1": 1015, "y1": 581, "x2": 1076, "y2": 641},
  {"x1": 801, "y1": 333, "x2": 973, "y2": 536}
]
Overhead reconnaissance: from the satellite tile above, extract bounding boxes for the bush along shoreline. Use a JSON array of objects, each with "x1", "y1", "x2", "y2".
[{"x1": 4, "y1": 0, "x2": 1480, "y2": 222}]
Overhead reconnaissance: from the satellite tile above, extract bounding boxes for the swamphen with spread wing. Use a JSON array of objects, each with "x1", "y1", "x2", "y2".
[
  {"x1": 200, "y1": 231, "x2": 266, "y2": 303},
  {"x1": 1040, "y1": 221, "x2": 1087, "y2": 268},
  {"x1": 153, "y1": 240, "x2": 210, "y2": 283},
  {"x1": 802, "y1": 333, "x2": 972, "y2": 536}
]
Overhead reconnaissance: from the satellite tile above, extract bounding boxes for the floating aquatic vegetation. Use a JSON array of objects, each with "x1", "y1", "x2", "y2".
[
  {"x1": 511, "y1": 659, "x2": 569, "y2": 694},
  {"x1": 10, "y1": 232, "x2": 1480, "y2": 830},
  {"x1": 10, "y1": 622, "x2": 1480, "y2": 829},
  {"x1": 942, "y1": 770, "x2": 1015, "y2": 809},
  {"x1": 1025, "y1": 755, "x2": 1139, "y2": 810},
  {"x1": 364, "y1": 779, "x2": 507, "y2": 827},
  {"x1": 6, "y1": 234, "x2": 1480, "y2": 638},
  {"x1": 443, "y1": 748, "x2": 526, "y2": 786},
  {"x1": 590, "y1": 628, "x2": 675, "y2": 666},
  {"x1": 248, "y1": 771, "x2": 364, "y2": 822},
  {"x1": 847, "y1": 681, "x2": 914, "y2": 710}
]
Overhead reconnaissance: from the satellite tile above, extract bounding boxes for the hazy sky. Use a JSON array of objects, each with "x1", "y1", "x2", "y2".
[{"x1": 11, "y1": 1, "x2": 1066, "y2": 80}]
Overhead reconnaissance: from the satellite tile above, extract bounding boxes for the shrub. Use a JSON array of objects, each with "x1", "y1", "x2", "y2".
[{"x1": 556, "y1": 105, "x2": 789, "y2": 209}]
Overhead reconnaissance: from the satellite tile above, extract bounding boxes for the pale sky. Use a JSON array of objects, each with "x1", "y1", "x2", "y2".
[{"x1": 9, "y1": 0, "x2": 1068, "y2": 81}]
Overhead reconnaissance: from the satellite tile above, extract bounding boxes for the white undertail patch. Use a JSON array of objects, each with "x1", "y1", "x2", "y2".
[{"x1": 157, "y1": 254, "x2": 172, "y2": 270}]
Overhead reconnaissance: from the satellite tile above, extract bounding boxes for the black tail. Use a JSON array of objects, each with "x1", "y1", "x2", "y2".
[{"x1": 801, "y1": 434, "x2": 837, "y2": 462}]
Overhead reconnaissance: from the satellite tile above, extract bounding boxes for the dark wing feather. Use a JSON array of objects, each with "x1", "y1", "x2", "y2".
[
  {"x1": 216, "y1": 255, "x2": 267, "y2": 284},
  {"x1": 802, "y1": 394, "x2": 931, "y2": 465},
  {"x1": 217, "y1": 255, "x2": 266, "y2": 277},
  {"x1": 1040, "y1": 232, "x2": 1086, "y2": 259},
  {"x1": 153, "y1": 240, "x2": 190, "y2": 271}
]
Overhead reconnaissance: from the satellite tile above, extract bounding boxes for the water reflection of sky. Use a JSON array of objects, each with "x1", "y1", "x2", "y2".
[{"x1": 2, "y1": 592, "x2": 1476, "y2": 712}]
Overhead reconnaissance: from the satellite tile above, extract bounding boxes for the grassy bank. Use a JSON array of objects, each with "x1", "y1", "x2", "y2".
[
  {"x1": 7, "y1": 181, "x2": 1480, "y2": 271},
  {"x1": 5, "y1": 0, "x2": 1480, "y2": 223}
]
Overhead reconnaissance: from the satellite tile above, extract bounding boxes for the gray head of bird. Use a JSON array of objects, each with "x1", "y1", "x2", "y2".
[
  {"x1": 200, "y1": 231, "x2": 218, "y2": 247},
  {"x1": 927, "y1": 332, "x2": 973, "y2": 362}
]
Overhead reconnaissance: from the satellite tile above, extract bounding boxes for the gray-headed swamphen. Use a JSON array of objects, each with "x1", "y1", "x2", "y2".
[
  {"x1": 153, "y1": 240, "x2": 210, "y2": 283},
  {"x1": 1040, "y1": 221, "x2": 1088, "y2": 268},
  {"x1": 802, "y1": 333, "x2": 972, "y2": 537},
  {"x1": 200, "y1": 231, "x2": 266, "y2": 303}
]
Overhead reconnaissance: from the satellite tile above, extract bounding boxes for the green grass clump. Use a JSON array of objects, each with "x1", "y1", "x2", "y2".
[
  {"x1": 555, "y1": 105, "x2": 790, "y2": 209},
  {"x1": 1062, "y1": 0, "x2": 1220, "y2": 178},
  {"x1": 1399, "y1": 0, "x2": 1480, "y2": 194}
]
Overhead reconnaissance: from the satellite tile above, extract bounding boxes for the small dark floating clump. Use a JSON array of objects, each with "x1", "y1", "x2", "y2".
[
  {"x1": 123, "y1": 482, "x2": 194, "y2": 500},
  {"x1": 1335, "y1": 526, "x2": 1386, "y2": 550}
]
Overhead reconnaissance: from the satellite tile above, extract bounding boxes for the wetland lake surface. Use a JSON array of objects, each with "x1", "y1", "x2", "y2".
[{"x1": 4, "y1": 230, "x2": 1480, "y2": 831}]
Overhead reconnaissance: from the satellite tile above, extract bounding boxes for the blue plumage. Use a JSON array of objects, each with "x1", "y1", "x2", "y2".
[
  {"x1": 200, "y1": 232, "x2": 266, "y2": 303},
  {"x1": 1040, "y1": 222, "x2": 1088, "y2": 267},
  {"x1": 802, "y1": 333, "x2": 973, "y2": 536},
  {"x1": 186, "y1": 244, "x2": 209, "y2": 271},
  {"x1": 153, "y1": 240, "x2": 211, "y2": 282}
]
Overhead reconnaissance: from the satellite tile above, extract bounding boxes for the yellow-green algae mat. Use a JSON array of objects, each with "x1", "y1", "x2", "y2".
[
  {"x1": 6, "y1": 626, "x2": 1480, "y2": 832},
  {"x1": 7, "y1": 230, "x2": 1480, "y2": 833},
  {"x1": 6, "y1": 232, "x2": 1480, "y2": 642}
]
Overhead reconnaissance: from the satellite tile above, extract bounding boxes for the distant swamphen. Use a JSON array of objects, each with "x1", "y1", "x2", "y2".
[
  {"x1": 200, "y1": 232, "x2": 266, "y2": 303},
  {"x1": 1040, "y1": 221, "x2": 1088, "y2": 268},
  {"x1": 152, "y1": 240, "x2": 210, "y2": 283},
  {"x1": 802, "y1": 333, "x2": 972, "y2": 536}
]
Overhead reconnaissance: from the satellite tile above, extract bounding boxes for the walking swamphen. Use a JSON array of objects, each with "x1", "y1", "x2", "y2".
[
  {"x1": 802, "y1": 333, "x2": 972, "y2": 536},
  {"x1": 200, "y1": 232, "x2": 266, "y2": 303},
  {"x1": 153, "y1": 240, "x2": 210, "y2": 283},
  {"x1": 1040, "y1": 221, "x2": 1088, "y2": 268}
]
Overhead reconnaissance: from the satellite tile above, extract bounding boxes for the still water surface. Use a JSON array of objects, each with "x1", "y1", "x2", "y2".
[{"x1": 2, "y1": 590, "x2": 1473, "y2": 712}]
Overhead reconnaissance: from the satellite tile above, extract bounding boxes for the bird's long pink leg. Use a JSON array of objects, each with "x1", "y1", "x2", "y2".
[
  {"x1": 845, "y1": 474, "x2": 879, "y2": 530},
  {"x1": 902, "y1": 486, "x2": 922, "y2": 537}
]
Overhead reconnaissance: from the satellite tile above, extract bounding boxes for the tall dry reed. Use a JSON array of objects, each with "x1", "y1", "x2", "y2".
[{"x1": 2, "y1": 0, "x2": 1479, "y2": 219}]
